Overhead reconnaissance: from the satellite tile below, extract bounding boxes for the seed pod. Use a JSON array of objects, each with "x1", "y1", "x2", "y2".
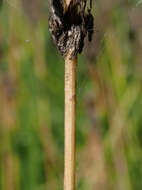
[{"x1": 48, "y1": 0, "x2": 94, "y2": 59}]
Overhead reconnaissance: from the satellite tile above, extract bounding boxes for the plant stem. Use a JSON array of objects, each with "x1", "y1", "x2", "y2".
[
  {"x1": 64, "y1": 53, "x2": 77, "y2": 190},
  {"x1": 63, "y1": 0, "x2": 72, "y2": 12}
]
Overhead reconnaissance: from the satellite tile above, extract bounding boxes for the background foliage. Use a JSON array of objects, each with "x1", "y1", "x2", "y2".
[{"x1": 0, "y1": 0, "x2": 142, "y2": 189}]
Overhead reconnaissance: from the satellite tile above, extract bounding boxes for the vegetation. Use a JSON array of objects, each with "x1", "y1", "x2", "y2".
[{"x1": 0, "y1": 0, "x2": 142, "y2": 189}]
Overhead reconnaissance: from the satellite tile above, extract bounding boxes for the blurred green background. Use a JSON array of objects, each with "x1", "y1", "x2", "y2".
[{"x1": 0, "y1": 0, "x2": 142, "y2": 189}]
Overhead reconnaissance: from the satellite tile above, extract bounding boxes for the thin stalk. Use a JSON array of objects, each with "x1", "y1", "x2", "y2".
[
  {"x1": 63, "y1": 0, "x2": 71, "y2": 12},
  {"x1": 64, "y1": 53, "x2": 77, "y2": 190}
]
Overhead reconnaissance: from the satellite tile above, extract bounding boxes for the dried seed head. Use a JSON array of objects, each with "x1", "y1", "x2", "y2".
[{"x1": 48, "y1": 0, "x2": 94, "y2": 59}]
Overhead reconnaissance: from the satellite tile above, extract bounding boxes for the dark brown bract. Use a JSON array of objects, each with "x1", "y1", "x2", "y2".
[{"x1": 48, "y1": 0, "x2": 94, "y2": 59}]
